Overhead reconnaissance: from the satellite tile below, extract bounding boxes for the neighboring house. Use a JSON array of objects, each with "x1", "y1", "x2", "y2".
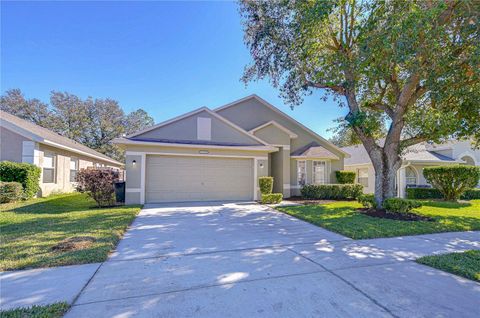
[
  {"x1": 0, "y1": 110, "x2": 123, "y2": 196},
  {"x1": 343, "y1": 140, "x2": 480, "y2": 198},
  {"x1": 114, "y1": 95, "x2": 349, "y2": 204}
]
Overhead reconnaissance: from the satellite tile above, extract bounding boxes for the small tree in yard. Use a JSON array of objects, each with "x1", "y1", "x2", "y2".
[
  {"x1": 76, "y1": 168, "x2": 119, "y2": 207},
  {"x1": 239, "y1": 0, "x2": 480, "y2": 207},
  {"x1": 423, "y1": 166, "x2": 480, "y2": 201}
]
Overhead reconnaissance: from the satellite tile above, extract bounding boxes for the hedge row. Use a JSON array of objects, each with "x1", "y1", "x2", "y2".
[
  {"x1": 301, "y1": 184, "x2": 363, "y2": 200},
  {"x1": 335, "y1": 171, "x2": 356, "y2": 184},
  {"x1": 0, "y1": 181, "x2": 23, "y2": 203},
  {"x1": 0, "y1": 161, "x2": 41, "y2": 199},
  {"x1": 406, "y1": 187, "x2": 480, "y2": 200}
]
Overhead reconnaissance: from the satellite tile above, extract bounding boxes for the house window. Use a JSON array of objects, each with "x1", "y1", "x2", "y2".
[
  {"x1": 297, "y1": 161, "x2": 306, "y2": 186},
  {"x1": 43, "y1": 153, "x2": 56, "y2": 183},
  {"x1": 405, "y1": 166, "x2": 417, "y2": 186},
  {"x1": 357, "y1": 168, "x2": 369, "y2": 187},
  {"x1": 70, "y1": 158, "x2": 79, "y2": 182},
  {"x1": 313, "y1": 161, "x2": 326, "y2": 184}
]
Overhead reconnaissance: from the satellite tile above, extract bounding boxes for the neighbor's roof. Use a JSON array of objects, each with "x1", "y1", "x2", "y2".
[
  {"x1": 291, "y1": 142, "x2": 340, "y2": 160},
  {"x1": 342, "y1": 141, "x2": 459, "y2": 166},
  {"x1": 0, "y1": 110, "x2": 122, "y2": 166}
]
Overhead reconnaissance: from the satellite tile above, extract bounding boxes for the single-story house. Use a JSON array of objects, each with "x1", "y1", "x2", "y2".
[
  {"x1": 114, "y1": 94, "x2": 349, "y2": 204},
  {"x1": 342, "y1": 140, "x2": 480, "y2": 197},
  {"x1": 0, "y1": 110, "x2": 123, "y2": 196}
]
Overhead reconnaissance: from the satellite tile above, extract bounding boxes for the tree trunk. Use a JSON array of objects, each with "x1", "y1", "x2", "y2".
[{"x1": 370, "y1": 149, "x2": 402, "y2": 207}]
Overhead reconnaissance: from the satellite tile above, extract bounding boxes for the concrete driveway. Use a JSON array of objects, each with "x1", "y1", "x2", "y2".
[{"x1": 65, "y1": 202, "x2": 480, "y2": 318}]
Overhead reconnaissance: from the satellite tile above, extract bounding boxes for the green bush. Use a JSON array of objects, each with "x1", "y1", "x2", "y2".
[
  {"x1": 258, "y1": 176, "x2": 274, "y2": 195},
  {"x1": 423, "y1": 165, "x2": 480, "y2": 201},
  {"x1": 462, "y1": 188, "x2": 480, "y2": 200},
  {"x1": 335, "y1": 171, "x2": 356, "y2": 184},
  {"x1": 383, "y1": 198, "x2": 422, "y2": 214},
  {"x1": 301, "y1": 184, "x2": 363, "y2": 200},
  {"x1": 407, "y1": 187, "x2": 480, "y2": 200},
  {"x1": 0, "y1": 181, "x2": 23, "y2": 203},
  {"x1": 261, "y1": 193, "x2": 283, "y2": 204},
  {"x1": 0, "y1": 161, "x2": 41, "y2": 199},
  {"x1": 358, "y1": 194, "x2": 376, "y2": 209}
]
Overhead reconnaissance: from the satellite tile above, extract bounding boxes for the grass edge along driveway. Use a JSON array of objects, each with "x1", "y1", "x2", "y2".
[
  {"x1": 276, "y1": 200, "x2": 480, "y2": 239},
  {"x1": 0, "y1": 193, "x2": 141, "y2": 271},
  {"x1": 417, "y1": 250, "x2": 480, "y2": 282},
  {"x1": 0, "y1": 302, "x2": 69, "y2": 318}
]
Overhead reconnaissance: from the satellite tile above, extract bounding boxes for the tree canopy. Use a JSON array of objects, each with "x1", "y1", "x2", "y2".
[
  {"x1": 0, "y1": 89, "x2": 154, "y2": 161},
  {"x1": 240, "y1": 0, "x2": 480, "y2": 204}
]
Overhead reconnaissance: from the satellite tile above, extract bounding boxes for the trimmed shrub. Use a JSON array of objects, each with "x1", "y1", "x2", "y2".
[
  {"x1": 335, "y1": 171, "x2": 356, "y2": 184},
  {"x1": 0, "y1": 181, "x2": 23, "y2": 203},
  {"x1": 76, "y1": 168, "x2": 119, "y2": 207},
  {"x1": 301, "y1": 184, "x2": 363, "y2": 200},
  {"x1": 358, "y1": 194, "x2": 376, "y2": 209},
  {"x1": 0, "y1": 161, "x2": 41, "y2": 199},
  {"x1": 407, "y1": 187, "x2": 480, "y2": 200},
  {"x1": 423, "y1": 165, "x2": 480, "y2": 201},
  {"x1": 462, "y1": 188, "x2": 480, "y2": 200},
  {"x1": 258, "y1": 176, "x2": 274, "y2": 195},
  {"x1": 383, "y1": 198, "x2": 422, "y2": 214},
  {"x1": 261, "y1": 193, "x2": 283, "y2": 204}
]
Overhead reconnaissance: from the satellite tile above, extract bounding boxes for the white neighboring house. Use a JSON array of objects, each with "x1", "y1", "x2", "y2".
[{"x1": 342, "y1": 140, "x2": 480, "y2": 198}]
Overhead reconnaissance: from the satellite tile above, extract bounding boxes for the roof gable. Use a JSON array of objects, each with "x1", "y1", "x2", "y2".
[
  {"x1": 128, "y1": 107, "x2": 269, "y2": 146},
  {"x1": 215, "y1": 95, "x2": 349, "y2": 158},
  {"x1": 249, "y1": 120, "x2": 298, "y2": 138}
]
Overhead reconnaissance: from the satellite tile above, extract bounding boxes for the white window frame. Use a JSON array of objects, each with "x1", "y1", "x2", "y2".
[
  {"x1": 43, "y1": 152, "x2": 56, "y2": 184},
  {"x1": 297, "y1": 160, "x2": 306, "y2": 186},
  {"x1": 312, "y1": 161, "x2": 327, "y2": 185},
  {"x1": 405, "y1": 166, "x2": 417, "y2": 186},
  {"x1": 357, "y1": 168, "x2": 369, "y2": 188},
  {"x1": 70, "y1": 158, "x2": 79, "y2": 183}
]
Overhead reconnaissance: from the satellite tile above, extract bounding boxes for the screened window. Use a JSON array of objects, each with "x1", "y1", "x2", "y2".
[
  {"x1": 70, "y1": 158, "x2": 79, "y2": 182},
  {"x1": 43, "y1": 153, "x2": 56, "y2": 183},
  {"x1": 405, "y1": 167, "x2": 417, "y2": 186},
  {"x1": 357, "y1": 168, "x2": 369, "y2": 187},
  {"x1": 297, "y1": 161, "x2": 306, "y2": 186},
  {"x1": 313, "y1": 161, "x2": 326, "y2": 184}
]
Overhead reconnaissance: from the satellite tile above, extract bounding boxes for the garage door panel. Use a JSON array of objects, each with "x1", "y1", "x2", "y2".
[{"x1": 145, "y1": 155, "x2": 254, "y2": 203}]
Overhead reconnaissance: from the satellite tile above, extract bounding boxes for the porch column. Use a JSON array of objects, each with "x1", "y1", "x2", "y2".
[
  {"x1": 282, "y1": 146, "x2": 290, "y2": 198},
  {"x1": 398, "y1": 167, "x2": 406, "y2": 198}
]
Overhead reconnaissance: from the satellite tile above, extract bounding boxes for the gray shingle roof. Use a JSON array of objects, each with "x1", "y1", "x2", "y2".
[
  {"x1": 342, "y1": 141, "x2": 457, "y2": 165},
  {"x1": 0, "y1": 110, "x2": 122, "y2": 165}
]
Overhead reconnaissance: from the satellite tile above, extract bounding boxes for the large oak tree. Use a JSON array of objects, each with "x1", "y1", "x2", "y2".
[{"x1": 240, "y1": 0, "x2": 480, "y2": 205}]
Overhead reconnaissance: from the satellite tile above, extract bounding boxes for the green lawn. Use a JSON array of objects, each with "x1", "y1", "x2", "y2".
[
  {"x1": 417, "y1": 250, "x2": 480, "y2": 282},
  {"x1": 277, "y1": 200, "x2": 480, "y2": 239},
  {"x1": 0, "y1": 193, "x2": 141, "y2": 271},
  {"x1": 0, "y1": 302, "x2": 69, "y2": 318}
]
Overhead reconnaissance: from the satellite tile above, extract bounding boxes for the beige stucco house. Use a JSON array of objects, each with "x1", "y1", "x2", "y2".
[
  {"x1": 343, "y1": 140, "x2": 480, "y2": 197},
  {"x1": 0, "y1": 110, "x2": 123, "y2": 196},
  {"x1": 114, "y1": 95, "x2": 349, "y2": 204}
]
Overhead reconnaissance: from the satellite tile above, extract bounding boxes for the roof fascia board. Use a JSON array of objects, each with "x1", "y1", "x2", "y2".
[
  {"x1": 0, "y1": 119, "x2": 43, "y2": 142},
  {"x1": 42, "y1": 140, "x2": 123, "y2": 166},
  {"x1": 112, "y1": 138, "x2": 278, "y2": 152},
  {"x1": 249, "y1": 120, "x2": 298, "y2": 138},
  {"x1": 214, "y1": 94, "x2": 350, "y2": 158}
]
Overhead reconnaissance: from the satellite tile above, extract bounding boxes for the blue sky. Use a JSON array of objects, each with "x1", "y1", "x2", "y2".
[{"x1": 1, "y1": 1, "x2": 347, "y2": 138}]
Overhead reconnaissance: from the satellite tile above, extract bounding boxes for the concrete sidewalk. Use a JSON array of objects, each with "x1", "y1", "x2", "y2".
[
  {"x1": 0, "y1": 263, "x2": 100, "y2": 311},
  {"x1": 1, "y1": 202, "x2": 479, "y2": 317}
]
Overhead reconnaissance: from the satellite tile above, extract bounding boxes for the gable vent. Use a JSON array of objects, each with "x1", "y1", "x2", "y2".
[{"x1": 197, "y1": 117, "x2": 212, "y2": 140}]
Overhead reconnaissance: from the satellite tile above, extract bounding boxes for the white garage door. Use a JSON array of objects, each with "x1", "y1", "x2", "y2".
[{"x1": 145, "y1": 155, "x2": 254, "y2": 203}]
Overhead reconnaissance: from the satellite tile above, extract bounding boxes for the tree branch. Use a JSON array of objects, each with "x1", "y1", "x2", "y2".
[
  {"x1": 401, "y1": 135, "x2": 428, "y2": 148},
  {"x1": 305, "y1": 81, "x2": 346, "y2": 95}
]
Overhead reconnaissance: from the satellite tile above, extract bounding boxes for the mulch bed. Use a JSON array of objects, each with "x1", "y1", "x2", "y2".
[
  {"x1": 284, "y1": 196, "x2": 337, "y2": 205},
  {"x1": 357, "y1": 208, "x2": 434, "y2": 222}
]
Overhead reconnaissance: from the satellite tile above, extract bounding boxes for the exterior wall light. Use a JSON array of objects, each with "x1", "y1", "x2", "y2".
[
  {"x1": 132, "y1": 160, "x2": 136, "y2": 166},
  {"x1": 259, "y1": 163, "x2": 264, "y2": 168}
]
